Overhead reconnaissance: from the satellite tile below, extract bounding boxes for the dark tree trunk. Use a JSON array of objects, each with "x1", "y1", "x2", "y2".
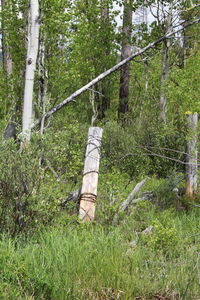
[
  {"x1": 118, "y1": 0, "x2": 133, "y2": 120},
  {"x1": 159, "y1": 3, "x2": 173, "y2": 123},
  {"x1": 95, "y1": 0, "x2": 111, "y2": 120}
]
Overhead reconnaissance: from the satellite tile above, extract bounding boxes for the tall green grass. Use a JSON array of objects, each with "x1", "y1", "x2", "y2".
[{"x1": 0, "y1": 207, "x2": 200, "y2": 299}]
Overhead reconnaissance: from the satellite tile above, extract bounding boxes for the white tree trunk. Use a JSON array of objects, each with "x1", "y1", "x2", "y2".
[{"x1": 22, "y1": 0, "x2": 40, "y2": 142}]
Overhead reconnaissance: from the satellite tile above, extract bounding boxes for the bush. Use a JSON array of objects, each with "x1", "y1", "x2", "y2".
[
  {"x1": 0, "y1": 121, "x2": 87, "y2": 234},
  {"x1": 145, "y1": 218, "x2": 179, "y2": 254}
]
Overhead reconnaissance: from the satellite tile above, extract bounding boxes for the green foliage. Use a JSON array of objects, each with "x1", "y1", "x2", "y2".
[
  {"x1": 131, "y1": 200, "x2": 155, "y2": 232},
  {"x1": 102, "y1": 121, "x2": 151, "y2": 177},
  {"x1": 0, "y1": 0, "x2": 27, "y2": 119},
  {"x1": 97, "y1": 168, "x2": 132, "y2": 224},
  {"x1": 153, "y1": 173, "x2": 184, "y2": 207},
  {"x1": 0, "y1": 121, "x2": 87, "y2": 234},
  {"x1": 168, "y1": 51, "x2": 200, "y2": 115},
  {"x1": 144, "y1": 218, "x2": 179, "y2": 253},
  {"x1": 0, "y1": 209, "x2": 200, "y2": 299},
  {"x1": 0, "y1": 2, "x2": 199, "y2": 297}
]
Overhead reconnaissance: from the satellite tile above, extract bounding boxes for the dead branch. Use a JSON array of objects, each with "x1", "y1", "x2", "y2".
[
  {"x1": 121, "y1": 179, "x2": 147, "y2": 211},
  {"x1": 112, "y1": 179, "x2": 147, "y2": 225}
]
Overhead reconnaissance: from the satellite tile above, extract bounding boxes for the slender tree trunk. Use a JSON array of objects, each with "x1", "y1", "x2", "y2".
[
  {"x1": 118, "y1": 0, "x2": 133, "y2": 120},
  {"x1": 139, "y1": 59, "x2": 149, "y2": 123},
  {"x1": 159, "y1": 4, "x2": 173, "y2": 123},
  {"x1": 22, "y1": 0, "x2": 40, "y2": 142},
  {"x1": 186, "y1": 113, "x2": 198, "y2": 199},
  {"x1": 38, "y1": 31, "x2": 48, "y2": 135},
  {"x1": 180, "y1": 0, "x2": 197, "y2": 68},
  {"x1": 1, "y1": 0, "x2": 13, "y2": 76},
  {"x1": 38, "y1": 33, "x2": 45, "y2": 109},
  {"x1": 180, "y1": 26, "x2": 188, "y2": 68},
  {"x1": 100, "y1": 0, "x2": 111, "y2": 117},
  {"x1": 94, "y1": 0, "x2": 111, "y2": 120}
]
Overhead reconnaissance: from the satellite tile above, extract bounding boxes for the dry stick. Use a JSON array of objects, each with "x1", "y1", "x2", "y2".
[
  {"x1": 31, "y1": 17, "x2": 200, "y2": 129},
  {"x1": 139, "y1": 146, "x2": 200, "y2": 161},
  {"x1": 112, "y1": 179, "x2": 147, "y2": 225},
  {"x1": 108, "y1": 151, "x2": 200, "y2": 168},
  {"x1": 120, "y1": 179, "x2": 147, "y2": 211}
]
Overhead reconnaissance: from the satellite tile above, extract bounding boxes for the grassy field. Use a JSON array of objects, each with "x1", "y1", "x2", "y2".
[{"x1": 0, "y1": 203, "x2": 200, "y2": 299}]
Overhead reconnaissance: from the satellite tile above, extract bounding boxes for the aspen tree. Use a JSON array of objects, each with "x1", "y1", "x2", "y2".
[{"x1": 22, "y1": 0, "x2": 40, "y2": 142}]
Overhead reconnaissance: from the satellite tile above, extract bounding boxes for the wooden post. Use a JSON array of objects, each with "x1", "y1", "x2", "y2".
[
  {"x1": 186, "y1": 112, "x2": 198, "y2": 199},
  {"x1": 79, "y1": 127, "x2": 103, "y2": 222}
]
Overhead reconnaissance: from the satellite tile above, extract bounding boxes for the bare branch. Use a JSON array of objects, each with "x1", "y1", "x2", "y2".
[{"x1": 140, "y1": 146, "x2": 200, "y2": 162}]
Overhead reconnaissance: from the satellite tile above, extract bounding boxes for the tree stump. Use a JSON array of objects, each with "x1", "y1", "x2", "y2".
[{"x1": 79, "y1": 127, "x2": 103, "y2": 222}]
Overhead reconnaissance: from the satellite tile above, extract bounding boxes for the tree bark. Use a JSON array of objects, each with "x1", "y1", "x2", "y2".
[
  {"x1": 79, "y1": 127, "x2": 103, "y2": 222},
  {"x1": 22, "y1": 0, "x2": 40, "y2": 142},
  {"x1": 186, "y1": 113, "x2": 198, "y2": 199},
  {"x1": 118, "y1": 0, "x2": 133, "y2": 120}
]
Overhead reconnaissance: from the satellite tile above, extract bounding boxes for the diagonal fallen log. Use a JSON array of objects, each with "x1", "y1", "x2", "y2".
[
  {"x1": 31, "y1": 17, "x2": 200, "y2": 129},
  {"x1": 112, "y1": 179, "x2": 147, "y2": 225}
]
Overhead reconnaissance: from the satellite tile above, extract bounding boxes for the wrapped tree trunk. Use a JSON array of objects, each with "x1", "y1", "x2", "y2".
[
  {"x1": 22, "y1": 0, "x2": 40, "y2": 142},
  {"x1": 186, "y1": 112, "x2": 198, "y2": 198},
  {"x1": 79, "y1": 127, "x2": 103, "y2": 222}
]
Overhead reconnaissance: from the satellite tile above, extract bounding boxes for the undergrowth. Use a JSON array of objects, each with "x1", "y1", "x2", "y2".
[{"x1": 0, "y1": 207, "x2": 200, "y2": 299}]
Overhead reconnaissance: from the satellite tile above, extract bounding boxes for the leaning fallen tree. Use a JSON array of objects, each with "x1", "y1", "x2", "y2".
[{"x1": 31, "y1": 16, "x2": 200, "y2": 129}]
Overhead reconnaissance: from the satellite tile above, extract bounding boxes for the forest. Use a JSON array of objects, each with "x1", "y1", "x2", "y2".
[{"x1": 0, "y1": 0, "x2": 200, "y2": 299}]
